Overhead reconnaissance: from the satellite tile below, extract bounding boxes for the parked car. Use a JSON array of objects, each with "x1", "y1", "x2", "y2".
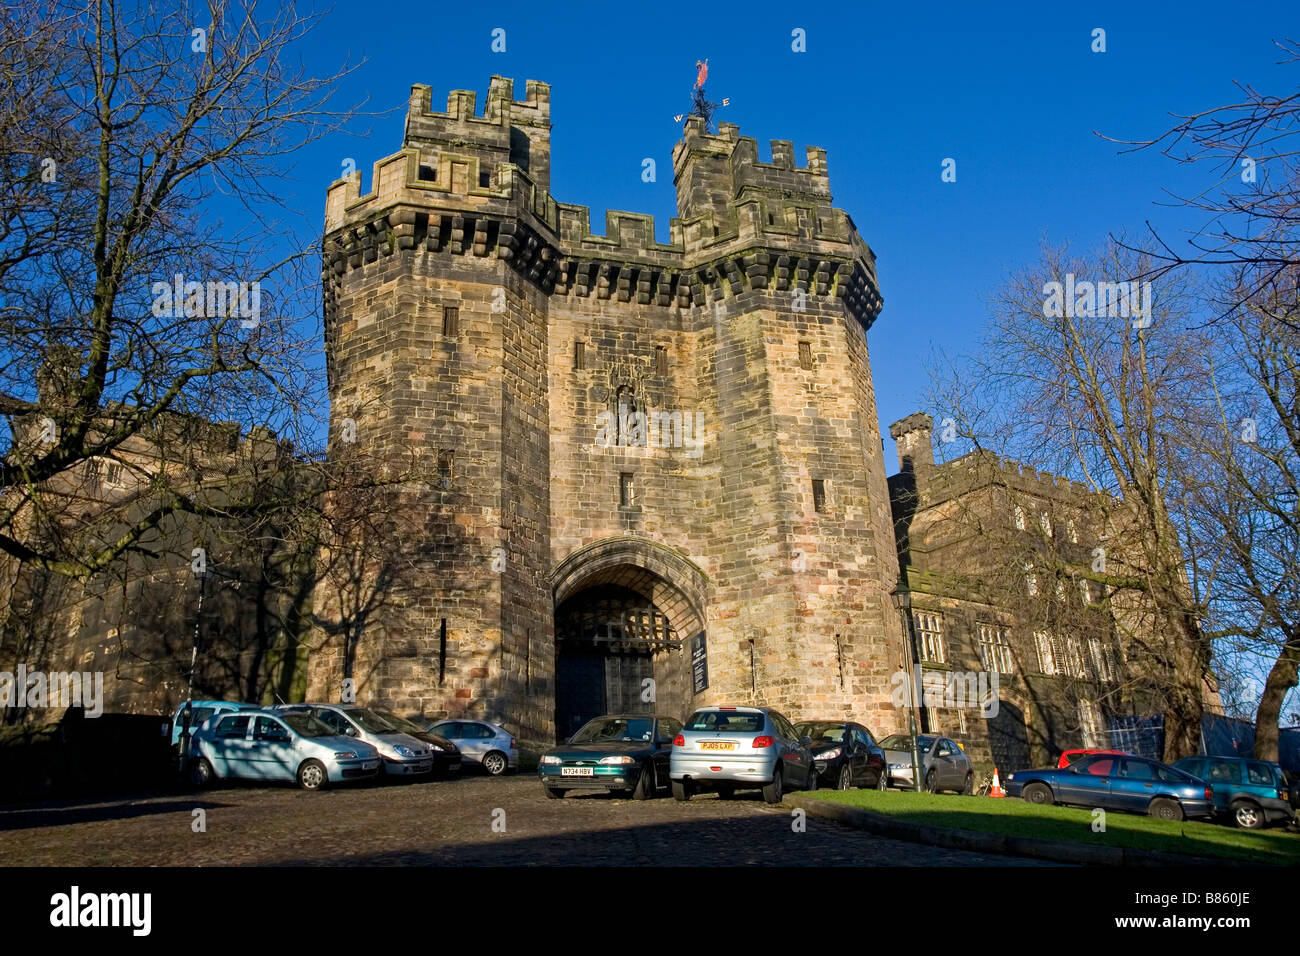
[
  {"x1": 170, "y1": 699, "x2": 258, "y2": 750},
  {"x1": 1171, "y1": 755, "x2": 1293, "y2": 829},
  {"x1": 669, "y1": 705, "x2": 815, "y2": 804},
  {"x1": 367, "y1": 710, "x2": 462, "y2": 777},
  {"x1": 274, "y1": 704, "x2": 443, "y2": 779},
  {"x1": 1057, "y1": 748, "x2": 1129, "y2": 768},
  {"x1": 879, "y1": 733, "x2": 974, "y2": 794},
  {"x1": 189, "y1": 709, "x2": 381, "y2": 790},
  {"x1": 423, "y1": 718, "x2": 517, "y2": 775},
  {"x1": 538, "y1": 714, "x2": 682, "y2": 799},
  {"x1": 1005, "y1": 753, "x2": 1215, "y2": 821},
  {"x1": 795, "y1": 719, "x2": 888, "y2": 790}
]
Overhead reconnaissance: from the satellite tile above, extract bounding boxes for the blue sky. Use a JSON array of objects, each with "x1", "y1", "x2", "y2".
[{"x1": 275, "y1": 0, "x2": 1295, "y2": 439}]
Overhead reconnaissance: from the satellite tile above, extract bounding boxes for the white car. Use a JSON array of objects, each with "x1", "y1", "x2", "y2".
[{"x1": 426, "y1": 719, "x2": 517, "y2": 775}]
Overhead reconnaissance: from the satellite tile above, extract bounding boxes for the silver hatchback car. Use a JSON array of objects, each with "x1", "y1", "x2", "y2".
[
  {"x1": 669, "y1": 706, "x2": 816, "y2": 804},
  {"x1": 426, "y1": 719, "x2": 517, "y2": 775},
  {"x1": 275, "y1": 704, "x2": 441, "y2": 778}
]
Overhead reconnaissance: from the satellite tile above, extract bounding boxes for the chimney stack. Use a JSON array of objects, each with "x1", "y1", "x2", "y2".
[{"x1": 889, "y1": 412, "x2": 934, "y2": 475}]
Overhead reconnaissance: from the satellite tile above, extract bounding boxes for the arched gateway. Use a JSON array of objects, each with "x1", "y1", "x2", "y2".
[{"x1": 549, "y1": 538, "x2": 709, "y2": 740}]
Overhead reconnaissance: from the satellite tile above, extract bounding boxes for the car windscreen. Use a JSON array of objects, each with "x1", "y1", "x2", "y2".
[
  {"x1": 341, "y1": 708, "x2": 399, "y2": 734},
  {"x1": 373, "y1": 710, "x2": 424, "y2": 734},
  {"x1": 570, "y1": 717, "x2": 655, "y2": 742},
  {"x1": 281, "y1": 712, "x2": 337, "y2": 738},
  {"x1": 880, "y1": 734, "x2": 934, "y2": 752},
  {"x1": 684, "y1": 711, "x2": 765, "y2": 733},
  {"x1": 796, "y1": 722, "x2": 846, "y2": 744}
]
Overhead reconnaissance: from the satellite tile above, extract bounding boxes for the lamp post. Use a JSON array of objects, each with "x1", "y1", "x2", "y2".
[{"x1": 890, "y1": 589, "x2": 925, "y2": 793}]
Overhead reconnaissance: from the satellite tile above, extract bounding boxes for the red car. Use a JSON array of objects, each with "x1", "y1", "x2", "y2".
[{"x1": 1057, "y1": 748, "x2": 1130, "y2": 769}]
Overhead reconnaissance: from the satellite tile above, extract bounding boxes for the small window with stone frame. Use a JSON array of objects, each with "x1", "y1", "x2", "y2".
[{"x1": 442, "y1": 305, "x2": 459, "y2": 337}]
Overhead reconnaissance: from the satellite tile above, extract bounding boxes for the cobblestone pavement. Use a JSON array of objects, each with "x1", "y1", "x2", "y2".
[{"x1": 1, "y1": 775, "x2": 1058, "y2": 866}]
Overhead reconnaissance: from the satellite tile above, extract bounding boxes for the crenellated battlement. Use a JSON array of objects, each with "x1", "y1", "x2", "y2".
[
  {"x1": 916, "y1": 447, "x2": 1098, "y2": 507},
  {"x1": 322, "y1": 77, "x2": 882, "y2": 327}
]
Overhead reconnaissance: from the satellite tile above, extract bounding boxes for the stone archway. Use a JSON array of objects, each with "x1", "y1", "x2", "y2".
[{"x1": 549, "y1": 539, "x2": 710, "y2": 741}]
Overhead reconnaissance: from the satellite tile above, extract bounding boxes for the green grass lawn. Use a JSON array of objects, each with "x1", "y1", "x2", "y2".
[{"x1": 803, "y1": 789, "x2": 1300, "y2": 865}]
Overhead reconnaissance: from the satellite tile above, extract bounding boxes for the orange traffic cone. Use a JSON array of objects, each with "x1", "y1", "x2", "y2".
[{"x1": 989, "y1": 767, "x2": 1006, "y2": 798}]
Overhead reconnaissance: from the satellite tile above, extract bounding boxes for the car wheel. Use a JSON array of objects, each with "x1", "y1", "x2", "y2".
[
  {"x1": 672, "y1": 779, "x2": 691, "y2": 802},
  {"x1": 1149, "y1": 797, "x2": 1184, "y2": 821},
  {"x1": 925, "y1": 769, "x2": 940, "y2": 794},
  {"x1": 962, "y1": 772, "x2": 974, "y2": 795},
  {"x1": 1230, "y1": 800, "x2": 1263, "y2": 829},
  {"x1": 837, "y1": 765, "x2": 854, "y2": 790},
  {"x1": 481, "y1": 751, "x2": 508, "y2": 776},
  {"x1": 543, "y1": 785, "x2": 566, "y2": 799},
  {"x1": 190, "y1": 758, "x2": 215, "y2": 789},
  {"x1": 1022, "y1": 782, "x2": 1054, "y2": 805},
  {"x1": 297, "y1": 759, "x2": 328, "y2": 791},
  {"x1": 632, "y1": 762, "x2": 655, "y2": 800},
  {"x1": 762, "y1": 768, "x2": 784, "y2": 805},
  {"x1": 717, "y1": 784, "x2": 736, "y2": 800},
  {"x1": 805, "y1": 765, "x2": 819, "y2": 792}
]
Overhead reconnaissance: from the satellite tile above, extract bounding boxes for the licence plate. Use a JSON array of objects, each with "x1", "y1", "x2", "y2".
[
  {"x1": 700, "y1": 741, "x2": 737, "y2": 751},
  {"x1": 561, "y1": 767, "x2": 594, "y2": 776},
  {"x1": 363, "y1": 760, "x2": 380, "y2": 770}
]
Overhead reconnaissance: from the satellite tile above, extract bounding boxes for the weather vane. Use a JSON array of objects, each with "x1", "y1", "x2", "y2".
[{"x1": 674, "y1": 58, "x2": 730, "y2": 132}]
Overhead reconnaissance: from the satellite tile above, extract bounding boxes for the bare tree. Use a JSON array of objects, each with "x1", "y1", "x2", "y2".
[
  {"x1": 1172, "y1": 273, "x2": 1300, "y2": 760},
  {"x1": 1102, "y1": 38, "x2": 1300, "y2": 324},
  {"x1": 930, "y1": 240, "x2": 1217, "y2": 762},
  {"x1": 0, "y1": 0, "x2": 360, "y2": 579}
]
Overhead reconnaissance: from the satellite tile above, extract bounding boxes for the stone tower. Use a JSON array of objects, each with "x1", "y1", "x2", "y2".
[{"x1": 313, "y1": 77, "x2": 907, "y2": 745}]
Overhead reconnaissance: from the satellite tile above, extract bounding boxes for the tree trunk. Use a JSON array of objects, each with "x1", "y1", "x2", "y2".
[{"x1": 1253, "y1": 632, "x2": 1300, "y2": 762}]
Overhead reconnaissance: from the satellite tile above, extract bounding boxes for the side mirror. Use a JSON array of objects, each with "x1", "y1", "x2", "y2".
[{"x1": 801, "y1": 736, "x2": 812, "y2": 748}]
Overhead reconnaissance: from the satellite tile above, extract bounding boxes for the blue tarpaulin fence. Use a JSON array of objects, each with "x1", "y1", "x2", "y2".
[{"x1": 1106, "y1": 712, "x2": 1300, "y2": 772}]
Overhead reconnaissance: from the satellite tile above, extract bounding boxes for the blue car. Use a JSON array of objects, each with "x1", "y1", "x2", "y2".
[
  {"x1": 1172, "y1": 755, "x2": 1295, "y2": 829},
  {"x1": 170, "y1": 699, "x2": 259, "y2": 748},
  {"x1": 189, "y1": 708, "x2": 382, "y2": 790},
  {"x1": 1005, "y1": 753, "x2": 1215, "y2": 821}
]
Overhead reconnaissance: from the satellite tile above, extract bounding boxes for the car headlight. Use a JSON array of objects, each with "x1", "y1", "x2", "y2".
[
  {"x1": 334, "y1": 751, "x2": 358, "y2": 760},
  {"x1": 1006, "y1": 773, "x2": 1015, "y2": 782},
  {"x1": 427, "y1": 743, "x2": 444, "y2": 752},
  {"x1": 599, "y1": 755, "x2": 635, "y2": 765},
  {"x1": 393, "y1": 746, "x2": 415, "y2": 758},
  {"x1": 540, "y1": 755, "x2": 561, "y2": 765},
  {"x1": 815, "y1": 749, "x2": 841, "y2": 761}
]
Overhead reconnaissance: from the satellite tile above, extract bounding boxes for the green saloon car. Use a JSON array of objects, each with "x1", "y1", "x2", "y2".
[{"x1": 539, "y1": 714, "x2": 683, "y2": 800}]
